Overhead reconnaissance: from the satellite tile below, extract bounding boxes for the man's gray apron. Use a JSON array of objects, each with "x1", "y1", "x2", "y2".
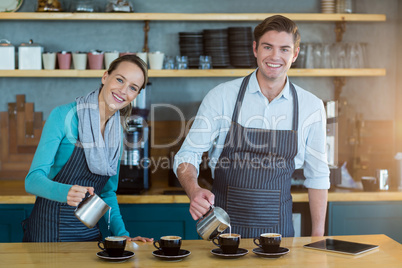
[
  {"x1": 23, "y1": 143, "x2": 110, "y2": 242},
  {"x1": 212, "y1": 73, "x2": 299, "y2": 238}
]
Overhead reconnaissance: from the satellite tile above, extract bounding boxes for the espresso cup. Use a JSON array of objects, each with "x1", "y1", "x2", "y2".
[
  {"x1": 212, "y1": 233, "x2": 241, "y2": 254},
  {"x1": 153, "y1": 236, "x2": 182, "y2": 256},
  {"x1": 254, "y1": 233, "x2": 282, "y2": 253},
  {"x1": 98, "y1": 236, "x2": 126, "y2": 257}
]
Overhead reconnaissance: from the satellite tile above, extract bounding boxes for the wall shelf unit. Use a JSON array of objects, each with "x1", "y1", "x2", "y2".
[
  {"x1": 0, "y1": 69, "x2": 386, "y2": 78},
  {"x1": 0, "y1": 11, "x2": 387, "y2": 99},
  {"x1": 0, "y1": 12, "x2": 386, "y2": 22}
]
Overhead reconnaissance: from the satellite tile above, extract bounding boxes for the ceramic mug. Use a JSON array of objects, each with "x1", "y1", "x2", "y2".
[
  {"x1": 72, "y1": 52, "x2": 87, "y2": 70},
  {"x1": 148, "y1": 51, "x2": 164, "y2": 70},
  {"x1": 104, "y1": 51, "x2": 119, "y2": 69},
  {"x1": 42, "y1": 52, "x2": 56, "y2": 70},
  {"x1": 361, "y1": 176, "x2": 378, "y2": 192},
  {"x1": 57, "y1": 51, "x2": 72, "y2": 69},
  {"x1": 136, "y1": 52, "x2": 148, "y2": 66},
  {"x1": 88, "y1": 51, "x2": 104, "y2": 70}
]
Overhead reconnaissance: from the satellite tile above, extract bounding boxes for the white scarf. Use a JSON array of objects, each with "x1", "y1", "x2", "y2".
[{"x1": 76, "y1": 88, "x2": 121, "y2": 176}]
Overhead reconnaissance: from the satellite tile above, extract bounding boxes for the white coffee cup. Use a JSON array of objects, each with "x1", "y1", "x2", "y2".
[
  {"x1": 72, "y1": 52, "x2": 87, "y2": 70},
  {"x1": 42, "y1": 52, "x2": 56, "y2": 70},
  {"x1": 136, "y1": 52, "x2": 148, "y2": 65},
  {"x1": 104, "y1": 51, "x2": 119, "y2": 69},
  {"x1": 148, "y1": 51, "x2": 164, "y2": 70}
]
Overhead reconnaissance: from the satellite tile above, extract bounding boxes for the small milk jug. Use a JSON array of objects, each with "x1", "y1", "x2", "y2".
[
  {"x1": 196, "y1": 206, "x2": 230, "y2": 240},
  {"x1": 74, "y1": 193, "x2": 110, "y2": 228}
]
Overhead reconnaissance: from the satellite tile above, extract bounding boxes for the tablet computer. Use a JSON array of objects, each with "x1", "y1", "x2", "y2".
[{"x1": 304, "y1": 239, "x2": 379, "y2": 255}]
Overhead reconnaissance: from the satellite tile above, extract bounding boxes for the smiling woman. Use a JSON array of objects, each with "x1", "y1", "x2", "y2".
[
  {"x1": 99, "y1": 56, "x2": 148, "y2": 133},
  {"x1": 23, "y1": 55, "x2": 153, "y2": 243}
]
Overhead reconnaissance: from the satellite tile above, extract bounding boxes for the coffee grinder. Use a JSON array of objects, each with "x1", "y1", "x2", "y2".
[{"x1": 117, "y1": 83, "x2": 151, "y2": 194}]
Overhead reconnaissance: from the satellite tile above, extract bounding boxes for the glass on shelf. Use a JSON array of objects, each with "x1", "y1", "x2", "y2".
[
  {"x1": 164, "y1": 56, "x2": 175, "y2": 70},
  {"x1": 199, "y1": 55, "x2": 212, "y2": 69},
  {"x1": 175, "y1": 56, "x2": 188, "y2": 70}
]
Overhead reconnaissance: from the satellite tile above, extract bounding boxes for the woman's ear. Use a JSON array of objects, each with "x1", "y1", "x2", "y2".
[{"x1": 101, "y1": 71, "x2": 109, "y2": 84}]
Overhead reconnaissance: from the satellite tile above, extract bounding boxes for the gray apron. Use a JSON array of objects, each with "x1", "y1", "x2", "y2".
[
  {"x1": 212, "y1": 73, "x2": 299, "y2": 238},
  {"x1": 23, "y1": 142, "x2": 110, "y2": 242}
]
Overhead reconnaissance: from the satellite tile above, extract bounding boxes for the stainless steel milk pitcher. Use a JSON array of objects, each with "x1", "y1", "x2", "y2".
[
  {"x1": 196, "y1": 206, "x2": 230, "y2": 240},
  {"x1": 74, "y1": 193, "x2": 110, "y2": 228}
]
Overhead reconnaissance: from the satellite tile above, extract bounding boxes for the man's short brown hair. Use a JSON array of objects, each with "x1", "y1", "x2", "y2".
[{"x1": 254, "y1": 15, "x2": 301, "y2": 51}]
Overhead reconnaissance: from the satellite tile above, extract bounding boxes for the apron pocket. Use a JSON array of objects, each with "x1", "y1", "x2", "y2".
[{"x1": 226, "y1": 186, "x2": 280, "y2": 229}]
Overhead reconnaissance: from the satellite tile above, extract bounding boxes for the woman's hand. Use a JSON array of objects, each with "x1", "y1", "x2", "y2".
[
  {"x1": 67, "y1": 185, "x2": 95, "y2": 206},
  {"x1": 123, "y1": 235, "x2": 154, "y2": 242}
]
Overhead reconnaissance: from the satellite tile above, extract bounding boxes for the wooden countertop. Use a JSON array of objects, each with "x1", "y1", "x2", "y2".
[
  {"x1": 1, "y1": 180, "x2": 402, "y2": 204},
  {"x1": 0, "y1": 235, "x2": 400, "y2": 267}
]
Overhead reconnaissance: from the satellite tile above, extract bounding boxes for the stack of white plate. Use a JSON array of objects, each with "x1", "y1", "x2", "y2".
[{"x1": 321, "y1": 0, "x2": 335, "y2": 13}]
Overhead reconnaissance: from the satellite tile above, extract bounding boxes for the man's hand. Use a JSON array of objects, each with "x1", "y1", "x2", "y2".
[
  {"x1": 67, "y1": 185, "x2": 94, "y2": 207},
  {"x1": 176, "y1": 162, "x2": 214, "y2": 220},
  {"x1": 188, "y1": 187, "x2": 215, "y2": 220}
]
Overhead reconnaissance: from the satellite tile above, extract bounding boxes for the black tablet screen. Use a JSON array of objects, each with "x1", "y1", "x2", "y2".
[{"x1": 304, "y1": 239, "x2": 379, "y2": 255}]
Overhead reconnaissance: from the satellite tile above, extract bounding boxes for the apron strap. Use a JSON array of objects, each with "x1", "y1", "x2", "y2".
[
  {"x1": 289, "y1": 82, "x2": 299, "y2": 131},
  {"x1": 231, "y1": 73, "x2": 252, "y2": 123},
  {"x1": 231, "y1": 73, "x2": 299, "y2": 132}
]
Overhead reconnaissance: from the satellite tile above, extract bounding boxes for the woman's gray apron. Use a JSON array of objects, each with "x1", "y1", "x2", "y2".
[
  {"x1": 212, "y1": 73, "x2": 299, "y2": 238},
  {"x1": 23, "y1": 143, "x2": 110, "y2": 242}
]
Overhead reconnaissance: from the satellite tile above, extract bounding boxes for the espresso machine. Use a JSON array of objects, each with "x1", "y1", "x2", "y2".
[{"x1": 117, "y1": 83, "x2": 151, "y2": 194}]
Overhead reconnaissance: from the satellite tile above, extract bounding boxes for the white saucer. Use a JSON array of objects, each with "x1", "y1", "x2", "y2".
[
  {"x1": 152, "y1": 249, "x2": 191, "y2": 261},
  {"x1": 96, "y1": 250, "x2": 135, "y2": 262},
  {"x1": 211, "y1": 248, "x2": 249, "y2": 258},
  {"x1": 252, "y1": 247, "x2": 290, "y2": 258}
]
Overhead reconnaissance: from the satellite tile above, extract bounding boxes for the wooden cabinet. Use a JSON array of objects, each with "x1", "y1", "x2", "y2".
[
  {"x1": 99, "y1": 203, "x2": 199, "y2": 240},
  {"x1": 327, "y1": 201, "x2": 402, "y2": 243},
  {"x1": 0, "y1": 203, "x2": 198, "y2": 242},
  {"x1": 0, "y1": 205, "x2": 33, "y2": 242},
  {"x1": 1, "y1": 201, "x2": 402, "y2": 243}
]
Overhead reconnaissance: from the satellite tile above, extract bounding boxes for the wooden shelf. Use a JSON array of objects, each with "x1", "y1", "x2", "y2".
[
  {"x1": 0, "y1": 69, "x2": 386, "y2": 78},
  {"x1": 0, "y1": 12, "x2": 386, "y2": 22}
]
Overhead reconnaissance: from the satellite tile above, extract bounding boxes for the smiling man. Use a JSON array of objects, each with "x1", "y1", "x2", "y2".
[{"x1": 174, "y1": 15, "x2": 330, "y2": 238}]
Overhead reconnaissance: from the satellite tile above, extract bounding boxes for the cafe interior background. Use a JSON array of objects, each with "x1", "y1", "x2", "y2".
[{"x1": 0, "y1": 0, "x2": 402, "y2": 243}]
